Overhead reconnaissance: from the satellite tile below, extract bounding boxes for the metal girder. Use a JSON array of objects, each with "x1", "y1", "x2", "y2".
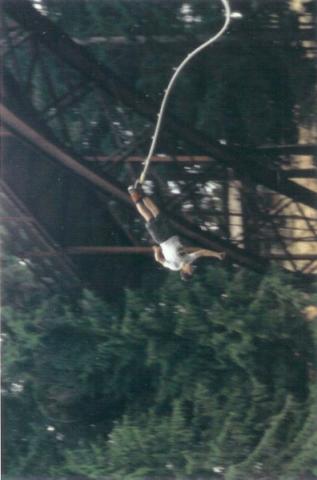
[
  {"x1": 85, "y1": 155, "x2": 215, "y2": 163},
  {"x1": 23, "y1": 247, "x2": 317, "y2": 262},
  {"x1": 0, "y1": 103, "x2": 266, "y2": 271},
  {"x1": 86, "y1": 155, "x2": 316, "y2": 179},
  {"x1": 1, "y1": 103, "x2": 271, "y2": 272},
  {"x1": 2, "y1": 81, "x2": 316, "y2": 274},
  {"x1": 72, "y1": 30, "x2": 316, "y2": 46},
  {"x1": 2, "y1": 0, "x2": 316, "y2": 277},
  {"x1": 26, "y1": 246, "x2": 153, "y2": 256},
  {"x1": 3, "y1": 0, "x2": 317, "y2": 210},
  {"x1": 0, "y1": 179, "x2": 80, "y2": 290},
  {"x1": 245, "y1": 145, "x2": 317, "y2": 156},
  {"x1": 0, "y1": 104, "x2": 131, "y2": 204},
  {"x1": 0, "y1": 127, "x2": 12, "y2": 137}
]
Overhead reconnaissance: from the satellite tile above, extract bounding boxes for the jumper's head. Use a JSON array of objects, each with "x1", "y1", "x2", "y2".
[{"x1": 180, "y1": 263, "x2": 194, "y2": 281}]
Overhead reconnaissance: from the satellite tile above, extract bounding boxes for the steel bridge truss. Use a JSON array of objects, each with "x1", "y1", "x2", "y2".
[{"x1": 1, "y1": 0, "x2": 316, "y2": 286}]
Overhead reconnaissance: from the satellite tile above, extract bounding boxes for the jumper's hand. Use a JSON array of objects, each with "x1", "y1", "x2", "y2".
[{"x1": 153, "y1": 246, "x2": 165, "y2": 265}]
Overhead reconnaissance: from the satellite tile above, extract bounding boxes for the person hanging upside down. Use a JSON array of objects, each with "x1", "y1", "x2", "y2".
[{"x1": 128, "y1": 185, "x2": 225, "y2": 280}]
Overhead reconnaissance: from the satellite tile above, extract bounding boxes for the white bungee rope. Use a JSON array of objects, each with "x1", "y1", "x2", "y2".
[{"x1": 136, "y1": 0, "x2": 231, "y2": 186}]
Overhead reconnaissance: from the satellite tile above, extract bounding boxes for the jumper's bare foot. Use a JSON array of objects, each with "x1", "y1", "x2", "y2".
[
  {"x1": 128, "y1": 184, "x2": 143, "y2": 203},
  {"x1": 218, "y1": 252, "x2": 226, "y2": 260}
]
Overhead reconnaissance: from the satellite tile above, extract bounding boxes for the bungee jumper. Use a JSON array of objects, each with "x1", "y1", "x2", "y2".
[
  {"x1": 128, "y1": 0, "x2": 231, "y2": 278},
  {"x1": 129, "y1": 185, "x2": 225, "y2": 280}
]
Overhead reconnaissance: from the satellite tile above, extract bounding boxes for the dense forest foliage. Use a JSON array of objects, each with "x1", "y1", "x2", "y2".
[{"x1": 2, "y1": 252, "x2": 317, "y2": 479}]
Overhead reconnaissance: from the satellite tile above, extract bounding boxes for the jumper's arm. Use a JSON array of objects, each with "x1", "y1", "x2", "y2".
[
  {"x1": 185, "y1": 248, "x2": 225, "y2": 261},
  {"x1": 153, "y1": 245, "x2": 166, "y2": 266}
]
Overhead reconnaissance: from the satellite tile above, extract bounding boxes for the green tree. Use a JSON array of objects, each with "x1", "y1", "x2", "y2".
[
  {"x1": 2, "y1": 256, "x2": 155, "y2": 475},
  {"x1": 3, "y1": 255, "x2": 316, "y2": 479}
]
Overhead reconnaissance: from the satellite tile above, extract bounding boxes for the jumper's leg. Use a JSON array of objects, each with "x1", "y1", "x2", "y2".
[
  {"x1": 196, "y1": 249, "x2": 226, "y2": 260},
  {"x1": 135, "y1": 201, "x2": 154, "y2": 222},
  {"x1": 128, "y1": 185, "x2": 154, "y2": 222},
  {"x1": 143, "y1": 197, "x2": 160, "y2": 218}
]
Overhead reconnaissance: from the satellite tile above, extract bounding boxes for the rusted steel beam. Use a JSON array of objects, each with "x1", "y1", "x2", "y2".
[
  {"x1": 0, "y1": 105, "x2": 268, "y2": 272},
  {"x1": 295, "y1": 202, "x2": 317, "y2": 240},
  {"x1": 0, "y1": 104, "x2": 131, "y2": 205},
  {"x1": 23, "y1": 247, "x2": 317, "y2": 261},
  {"x1": 3, "y1": 0, "x2": 317, "y2": 209},
  {"x1": 86, "y1": 155, "x2": 316, "y2": 179},
  {"x1": 249, "y1": 144, "x2": 317, "y2": 156},
  {"x1": 0, "y1": 215, "x2": 34, "y2": 222},
  {"x1": 73, "y1": 28, "x2": 317, "y2": 46},
  {"x1": 2, "y1": 102, "x2": 315, "y2": 273},
  {"x1": 1, "y1": 179, "x2": 80, "y2": 286},
  {"x1": 43, "y1": 82, "x2": 89, "y2": 119},
  {"x1": 266, "y1": 254, "x2": 317, "y2": 261},
  {"x1": 26, "y1": 246, "x2": 153, "y2": 256},
  {"x1": 37, "y1": 55, "x2": 73, "y2": 146},
  {"x1": 302, "y1": 260, "x2": 317, "y2": 275},
  {"x1": 270, "y1": 215, "x2": 299, "y2": 272},
  {"x1": 85, "y1": 155, "x2": 214, "y2": 163},
  {"x1": 1, "y1": 180, "x2": 57, "y2": 250},
  {"x1": 0, "y1": 127, "x2": 13, "y2": 136}
]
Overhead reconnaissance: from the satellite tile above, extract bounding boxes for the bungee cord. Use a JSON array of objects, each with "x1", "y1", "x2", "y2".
[{"x1": 135, "y1": 0, "x2": 231, "y2": 186}]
